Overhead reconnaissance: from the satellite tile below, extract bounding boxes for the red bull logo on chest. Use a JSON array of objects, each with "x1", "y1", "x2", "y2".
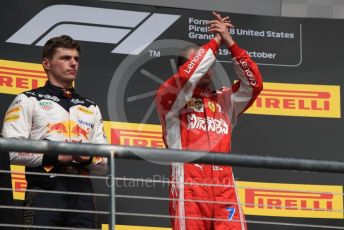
[{"x1": 47, "y1": 120, "x2": 90, "y2": 140}]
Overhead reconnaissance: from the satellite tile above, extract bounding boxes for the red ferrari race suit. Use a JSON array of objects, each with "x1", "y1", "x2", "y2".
[{"x1": 155, "y1": 39, "x2": 263, "y2": 230}]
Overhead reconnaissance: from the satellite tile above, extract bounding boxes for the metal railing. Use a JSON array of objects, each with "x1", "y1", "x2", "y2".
[{"x1": 1, "y1": 138, "x2": 344, "y2": 173}]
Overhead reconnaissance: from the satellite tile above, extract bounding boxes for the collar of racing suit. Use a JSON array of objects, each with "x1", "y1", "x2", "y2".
[
  {"x1": 45, "y1": 81, "x2": 76, "y2": 98},
  {"x1": 194, "y1": 87, "x2": 217, "y2": 98},
  {"x1": 43, "y1": 81, "x2": 79, "y2": 112}
]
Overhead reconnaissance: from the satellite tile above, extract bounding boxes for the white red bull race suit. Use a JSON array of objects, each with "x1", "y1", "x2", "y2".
[
  {"x1": 155, "y1": 39, "x2": 263, "y2": 230},
  {"x1": 2, "y1": 81, "x2": 108, "y2": 228}
]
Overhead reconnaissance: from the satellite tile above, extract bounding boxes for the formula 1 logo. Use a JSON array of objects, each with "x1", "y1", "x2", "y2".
[{"x1": 6, "y1": 4, "x2": 180, "y2": 55}]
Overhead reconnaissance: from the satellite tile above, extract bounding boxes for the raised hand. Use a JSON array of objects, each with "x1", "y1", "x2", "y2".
[{"x1": 208, "y1": 12, "x2": 235, "y2": 47}]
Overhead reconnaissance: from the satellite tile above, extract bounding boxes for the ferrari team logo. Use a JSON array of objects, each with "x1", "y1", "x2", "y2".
[{"x1": 208, "y1": 101, "x2": 216, "y2": 112}]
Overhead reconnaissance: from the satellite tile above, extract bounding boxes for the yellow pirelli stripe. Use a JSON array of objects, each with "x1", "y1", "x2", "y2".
[
  {"x1": 237, "y1": 181, "x2": 343, "y2": 219},
  {"x1": 103, "y1": 121, "x2": 165, "y2": 148},
  {"x1": 10, "y1": 165, "x2": 27, "y2": 200},
  {"x1": 0, "y1": 59, "x2": 47, "y2": 95},
  {"x1": 245, "y1": 82, "x2": 341, "y2": 118}
]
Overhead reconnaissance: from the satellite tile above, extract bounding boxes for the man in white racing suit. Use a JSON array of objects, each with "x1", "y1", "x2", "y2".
[{"x1": 2, "y1": 35, "x2": 108, "y2": 228}]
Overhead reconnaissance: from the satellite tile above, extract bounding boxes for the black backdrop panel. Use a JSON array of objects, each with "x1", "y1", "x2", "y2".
[{"x1": 1, "y1": 0, "x2": 344, "y2": 228}]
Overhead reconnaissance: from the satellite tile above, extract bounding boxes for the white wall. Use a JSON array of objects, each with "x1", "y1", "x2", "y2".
[
  {"x1": 99, "y1": 0, "x2": 344, "y2": 19},
  {"x1": 100, "y1": 0, "x2": 281, "y2": 16},
  {"x1": 282, "y1": 0, "x2": 344, "y2": 19}
]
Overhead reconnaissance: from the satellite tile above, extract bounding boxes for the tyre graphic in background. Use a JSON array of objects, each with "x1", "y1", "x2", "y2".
[
  {"x1": 107, "y1": 39, "x2": 231, "y2": 124},
  {"x1": 107, "y1": 39, "x2": 232, "y2": 163}
]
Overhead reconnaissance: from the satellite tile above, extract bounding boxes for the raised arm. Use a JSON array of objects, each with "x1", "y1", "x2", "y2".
[
  {"x1": 209, "y1": 12, "x2": 263, "y2": 126},
  {"x1": 155, "y1": 39, "x2": 220, "y2": 121}
]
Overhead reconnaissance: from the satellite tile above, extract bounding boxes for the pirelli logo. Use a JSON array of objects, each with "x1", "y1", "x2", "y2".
[
  {"x1": 0, "y1": 59, "x2": 47, "y2": 95},
  {"x1": 237, "y1": 181, "x2": 343, "y2": 219},
  {"x1": 103, "y1": 121, "x2": 165, "y2": 148},
  {"x1": 245, "y1": 82, "x2": 341, "y2": 118}
]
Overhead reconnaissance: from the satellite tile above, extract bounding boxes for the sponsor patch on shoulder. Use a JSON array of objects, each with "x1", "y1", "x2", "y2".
[
  {"x1": 4, "y1": 114, "x2": 20, "y2": 122},
  {"x1": 6, "y1": 106, "x2": 22, "y2": 116}
]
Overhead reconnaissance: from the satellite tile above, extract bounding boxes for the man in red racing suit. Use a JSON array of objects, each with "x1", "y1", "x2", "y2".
[{"x1": 155, "y1": 13, "x2": 263, "y2": 229}]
